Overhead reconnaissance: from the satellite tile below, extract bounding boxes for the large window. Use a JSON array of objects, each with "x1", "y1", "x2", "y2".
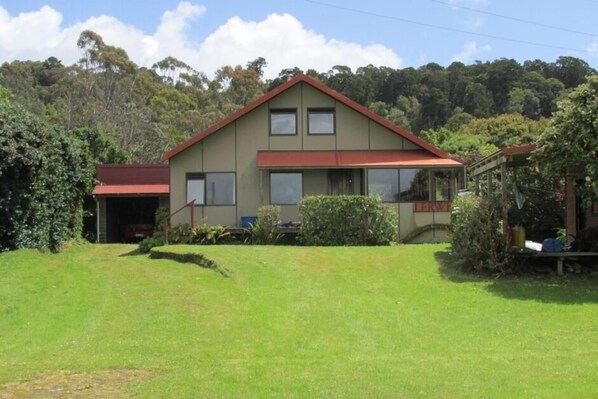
[
  {"x1": 270, "y1": 172, "x2": 303, "y2": 204},
  {"x1": 368, "y1": 168, "x2": 463, "y2": 202},
  {"x1": 186, "y1": 172, "x2": 235, "y2": 205},
  {"x1": 206, "y1": 173, "x2": 235, "y2": 205},
  {"x1": 308, "y1": 108, "x2": 335, "y2": 134},
  {"x1": 368, "y1": 169, "x2": 398, "y2": 202},
  {"x1": 270, "y1": 109, "x2": 297, "y2": 135},
  {"x1": 400, "y1": 169, "x2": 430, "y2": 202}
]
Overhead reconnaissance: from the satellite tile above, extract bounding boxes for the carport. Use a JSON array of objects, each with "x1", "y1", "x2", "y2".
[{"x1": 93, "y1": 164, "x2": 169, "y2": 243}]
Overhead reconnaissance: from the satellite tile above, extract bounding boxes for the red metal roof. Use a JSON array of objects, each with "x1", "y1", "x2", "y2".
[
  {"x1": 92, "y1": 184, "x2": 169, "y2": 196},
  {"x1": 94, "y1": 164, "x2": 169, "y2": 196},
  {"x1": 96, "y1": 164, "x2": 169, "y2": 185},
  {"x1": 162, "y1": 74, "x2": 452, "y2": 161},
  {"x1": 257, "y1": 151, "x2": 463, "y2": 168}
]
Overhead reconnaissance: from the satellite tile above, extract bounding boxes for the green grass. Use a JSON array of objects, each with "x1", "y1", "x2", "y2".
[{"x1": 1, "y1": 243, "x2": 598, "y2": 398}]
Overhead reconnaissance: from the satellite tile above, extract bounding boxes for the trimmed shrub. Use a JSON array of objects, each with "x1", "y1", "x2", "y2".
[
  {"x1": 299, "y1": 195, "x2": 398, "y2": 246},
  {"x1": 450, "y1": 194, "x2": 508, "y2": 271}
]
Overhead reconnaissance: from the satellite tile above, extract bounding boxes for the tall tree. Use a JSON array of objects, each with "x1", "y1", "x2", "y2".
[{"x1": 533, "y1": 75, "x2": 598, "y2": 208}]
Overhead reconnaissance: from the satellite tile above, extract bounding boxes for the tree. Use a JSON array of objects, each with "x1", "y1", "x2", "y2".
[
  {"x1": 444, "y1": 110, "x2": 473, "y2": 132},
  {"x1": 210, "y1": 64, "x2": 265, "y2": 113},
  {"x1": 458, "y1": 113, "x2": 547, "y2": 148},
  {"x1": 0, "y1": 77, "x2": 9, "y2": 104},
  {"x1": 533, "y1": 75, "x2": 598, "y2": 208},
  {"x1": 552, "y1": 56, "x2": 595, "y2": 89},
  {"x1": 246, "y1": 57, "x2": 267, "y2": 78},
  {"x1": 463, "y1": 82, "x2": 494, "y2": 117},
  {"x1": 152, "y1": 56, "x2": 196, "y2": 86},
  {"x1": 72, "y1": 127, "x2": 127, "y2": 164},
  {"x1": 506, "y1": 88, "x2": 540, "y2": 119}
]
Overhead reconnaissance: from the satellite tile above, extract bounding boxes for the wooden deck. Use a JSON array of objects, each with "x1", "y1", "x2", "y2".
[
  {"x1": 513, "y1": 251, "x2": 598, "y2": 275},
  {"x1": 228, "y1": 226, "x2": 300, "y2": 235}
]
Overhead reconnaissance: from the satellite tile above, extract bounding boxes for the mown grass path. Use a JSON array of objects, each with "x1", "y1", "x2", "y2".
[{"x1": 1, "y1": 244, "x2": 597, "y2": 397}]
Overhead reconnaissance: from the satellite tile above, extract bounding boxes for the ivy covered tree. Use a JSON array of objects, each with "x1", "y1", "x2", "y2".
[
  {"x1": 533, "y1": 75, "x2": 598, "y2": 208},
  {"x1": 0, "y1": 103, "x2": 94, "y2": 251}
]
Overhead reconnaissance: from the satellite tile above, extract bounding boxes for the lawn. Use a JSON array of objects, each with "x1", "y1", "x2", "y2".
[{"x1": 1, "y1": 244, "x2": 597, "y2": 398}]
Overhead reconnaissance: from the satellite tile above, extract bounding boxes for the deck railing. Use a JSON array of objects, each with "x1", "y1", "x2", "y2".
[{"x1": 162, "y1": 200, "x2": 195, "y2": 244}]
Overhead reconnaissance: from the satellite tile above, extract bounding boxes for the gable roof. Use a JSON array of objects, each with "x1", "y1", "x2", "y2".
[{"x1": 162, "y1": 74, "x2": 453, "y2": 161}]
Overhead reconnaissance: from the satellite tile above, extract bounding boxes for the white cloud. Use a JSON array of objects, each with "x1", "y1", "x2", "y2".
[
  {"x1": 450, "y1": 41, "x2": 491, "y2": 64},
  {"x1": 588, "y1": 41, "x2": 598, "y2": 57},
  {"x1": 196, "y1": 13, "x2": 401, "y2": 78},
  {"x1": 0, "y1": 3, "x2": 401, "y2": 80}
]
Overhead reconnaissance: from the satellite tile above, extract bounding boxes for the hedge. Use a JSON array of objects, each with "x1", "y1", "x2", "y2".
[
  {"x1": 0, "y1": 103, "x2": 93, "y2": 251},
  {"x1": 299, "y1": 195, "x2": 397, "y2": 246}
]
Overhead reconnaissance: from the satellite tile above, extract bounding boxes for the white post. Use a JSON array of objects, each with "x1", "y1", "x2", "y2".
[{"x1": 95, "y1": 197, "x2": 100, "y2": 243}]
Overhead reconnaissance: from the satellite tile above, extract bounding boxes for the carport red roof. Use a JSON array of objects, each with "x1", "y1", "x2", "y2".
[
  {"x1": 257, "y1": 151, "x2": 463, "y2": 168},
  {"x1": 93, "y1": 164, "x2": 169, "y2": 196}
]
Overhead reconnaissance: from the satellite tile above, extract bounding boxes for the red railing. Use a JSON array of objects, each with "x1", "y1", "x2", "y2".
[{"x1": 162, "y1": 200, "x2": 195, "y2": 244}]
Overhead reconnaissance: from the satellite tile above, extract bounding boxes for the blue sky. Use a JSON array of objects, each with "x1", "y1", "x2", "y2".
[{"x1": 1, "y1": 0, "x2": 597, "y2": 79}]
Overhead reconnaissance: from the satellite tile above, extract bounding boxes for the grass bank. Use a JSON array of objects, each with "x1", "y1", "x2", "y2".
[{"x1": 1, "y1": 244, "x2": 597, "y2": 397}]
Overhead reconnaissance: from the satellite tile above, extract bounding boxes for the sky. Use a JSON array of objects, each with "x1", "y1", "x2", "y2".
[{"x1": 1, "y1": 0, "x2": 597, "y2": 80}]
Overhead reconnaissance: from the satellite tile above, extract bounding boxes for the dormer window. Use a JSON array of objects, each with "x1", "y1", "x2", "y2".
[
  {"x1": 308, "y1": 108, "x2": 335, "y2": 135},
  {"x1": 270, "y1": 109, "x2": 297, "y2": 135}
]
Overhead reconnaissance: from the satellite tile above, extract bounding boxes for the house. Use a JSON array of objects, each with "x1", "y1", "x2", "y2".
[
  {"x1": 162, "y1": 74, "x2": 465, "y2": 242},
  {"x1": 93, "y1": 164, "x2": 169, "y2": 243}
]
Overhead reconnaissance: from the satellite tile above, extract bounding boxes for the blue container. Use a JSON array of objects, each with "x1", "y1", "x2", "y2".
[{"x1": 240, "y1": 216, "x2": 257, "y2": 228}]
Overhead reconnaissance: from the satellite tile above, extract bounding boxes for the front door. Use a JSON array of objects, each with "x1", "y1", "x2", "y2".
[{"x1": 328, "y1": 170, "x2": 354, "y2": 195}]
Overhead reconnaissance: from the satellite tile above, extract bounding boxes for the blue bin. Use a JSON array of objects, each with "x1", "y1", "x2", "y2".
[{"x1": 240, "y1": 216, "x2": 257, "y2": 228}]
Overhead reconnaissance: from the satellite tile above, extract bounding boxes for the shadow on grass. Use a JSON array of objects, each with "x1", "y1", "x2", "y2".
[
  {"x1": 435, "y1": 250, "x2": 598, "y2": 305},
  {"x1": 119, "y1": 248, "x2": 144, "y2": 257}
]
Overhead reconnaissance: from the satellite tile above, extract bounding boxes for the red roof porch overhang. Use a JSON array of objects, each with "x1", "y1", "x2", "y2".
[{"x1": 257, "y1": 151, "x2": 463, "y2": 169}]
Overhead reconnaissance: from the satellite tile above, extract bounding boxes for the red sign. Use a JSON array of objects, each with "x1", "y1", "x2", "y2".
[{"x1": 413, "y1": 202, "x2": 451, "y2": 213}]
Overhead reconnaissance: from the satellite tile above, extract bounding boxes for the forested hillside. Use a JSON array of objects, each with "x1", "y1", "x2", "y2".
[{"x1": 1, "y1": 30, "x2": 595, "y2": 163}]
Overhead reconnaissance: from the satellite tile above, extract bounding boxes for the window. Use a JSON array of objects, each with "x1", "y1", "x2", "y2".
[
  {"x1": 270, "y1": 109, "x2": 297, "y2": 135},
  {"x1": 399, "y1": 169, "x2": 430, "y2": 202},
  {"x1": 432, "y1": 170, "x2": 453, "y2": 201},
  {"x1": 186, "y1": 172, "x2": 236, "y2": 205},
  {"x1": 308, "y1": 108, "x2": 335, "y2": 134},
  {"x1": 206, "y1": 173, "x2": 235, "y2": 205},
  {"x1": 368, "y1": 169, "x2": 398, "y2": 202},
  {"x1": 270, "y1": 172, "x2": 303, "y2": 204},
  {"x1": 186, "y1": 173, "x2": 205, "y2": 205}
]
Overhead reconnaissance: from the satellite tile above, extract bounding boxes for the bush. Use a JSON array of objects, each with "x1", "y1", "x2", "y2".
[
  {"x1": 0, "y1": 103, "x2": 94, "y2": 251},
  {"x1": 450, "y1": 195, "x2": 508, "y2": 271},
  {"x1": 191, "y1": 224, "x2": 231, "y2": 245},
  {"x1": 139, "y1": 234, "x2": 164, "y2": 253},
  {"x1": 155, "y1": 207, "x2": 170, "y2": 232},
  {"x1": 299, "y1": 195, "x2": 397, "y2": 246},
  {"x1": 250, "y1": 205, "x2": 282, "y2": 244},
  {"x1": 169, "y1": 223, "x2": 192, "y2": 244}
]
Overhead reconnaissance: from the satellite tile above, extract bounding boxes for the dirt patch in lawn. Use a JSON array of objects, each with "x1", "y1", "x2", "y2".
[{"x1": 0, "y1": 369, "x2": 153, "y2": 398}]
